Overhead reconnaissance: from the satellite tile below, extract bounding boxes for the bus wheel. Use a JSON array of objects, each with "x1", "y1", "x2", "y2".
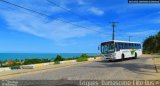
[
  {"x1": 121, "y1": 54, "x2": 125, "y2": 61},
  {"x1": 134, "y1": 53, "x2": 137, "y2": 59}
]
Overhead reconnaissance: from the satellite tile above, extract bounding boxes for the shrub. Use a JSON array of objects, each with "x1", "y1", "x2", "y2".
[
  {"x1": 54, "y1": 61, "x2": 60, "y2": 64},
  {"x1": 0, "y1": 61, "x2": 2, "y2": 67},
  {"x1": 80, "y1": 54, "x2": 89, "y2": 58},
  {"x1": 10, "y1": 65, "x2": 21, "y2": 70},
  {"x1": 24, "y1": 59, "x2": 40, "y2": 65},
  {"x1": 23, "y1": 58, "x2": 50, "y2": 65},
  {"x1": 76, "y1": 54, "x2": 89, "y2": 62},
  {"x1": 54, "y1": 55, "x2": 64, "y2": 61}
]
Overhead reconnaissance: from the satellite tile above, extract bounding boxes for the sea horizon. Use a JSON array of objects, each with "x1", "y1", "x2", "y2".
[{"x1": 0, "y1": 53, "x2": 100, "y2": 61}]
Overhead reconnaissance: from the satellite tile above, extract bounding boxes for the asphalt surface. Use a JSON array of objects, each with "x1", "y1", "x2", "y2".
[{"x1": 8, "y1": 57, "x2": 155, "y2": 80}]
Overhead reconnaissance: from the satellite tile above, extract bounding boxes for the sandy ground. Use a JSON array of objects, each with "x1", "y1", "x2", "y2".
[{"x1": 143, "y1": 55, "x2": 160, "y2": 80}]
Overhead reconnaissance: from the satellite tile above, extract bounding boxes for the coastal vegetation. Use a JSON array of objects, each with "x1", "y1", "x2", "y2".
[
  {"x1": 53, "y1": 55, "x2": 64, "y2": 64},
  {"x1": 23, "y1": 58, "x2": 50, "y2": 65},
  {"x1": 0, "y1": 54, "x2": 99, "y2": 68},
  {"x1": 54, "y1": 55, "x2": 65, "y2": 62},
  {"x1": 143, "y1": 31, "x2": 160, "y2": 54},
  {"x1": 76, "y1": 54, "x2": 89, "y2": 62}
]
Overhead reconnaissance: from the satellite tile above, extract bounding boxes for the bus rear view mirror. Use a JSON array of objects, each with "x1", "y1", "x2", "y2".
[{"x1": 98, "y1": 45, "x2": 100, "y2": 50}]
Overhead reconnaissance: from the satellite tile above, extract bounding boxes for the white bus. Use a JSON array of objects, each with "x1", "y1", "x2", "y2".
[{"x1": 100, "y1": 40, "x2": 142, "y2": 61}]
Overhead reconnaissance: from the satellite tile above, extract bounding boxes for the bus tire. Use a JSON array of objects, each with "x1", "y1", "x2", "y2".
[
  {"x1": 134, "y1": 53, "x2": 137, "y2": 59},
  {"x1": 121, "y1": 54, "x2": 125, "y2": 61}
]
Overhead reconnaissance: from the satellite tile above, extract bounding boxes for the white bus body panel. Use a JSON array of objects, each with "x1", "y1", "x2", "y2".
[{"x1": 102, "y1": 49, "x2": 142, "y2": 60}]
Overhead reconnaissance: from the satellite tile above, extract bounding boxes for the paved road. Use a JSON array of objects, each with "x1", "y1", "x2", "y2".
[{"x1": 8, "y1": 57, "x2": 155, "y2": 80}]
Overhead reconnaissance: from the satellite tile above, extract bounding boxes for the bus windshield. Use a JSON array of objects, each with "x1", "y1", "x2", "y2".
[{"x1": 101, "y1": 42, "x2": 115, "y2": 54}]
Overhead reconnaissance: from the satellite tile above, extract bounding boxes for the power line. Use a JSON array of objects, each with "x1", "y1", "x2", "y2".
[
  {"x1": 2, "y1": 0, "x2": 53, "y2": 17},
  {"x1": 0, "y1": 0, "x2": 108, "y2": 36},
  {"x1": 46, "y1": 0, "x2": 104, "y2": 27}
]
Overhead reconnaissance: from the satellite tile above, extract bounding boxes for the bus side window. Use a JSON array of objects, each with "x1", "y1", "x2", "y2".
[
  {"x1": 131, "y1": 44, "x2": 134, "y2": 49},
  {"x1": 126, "y1": 43, "x2": 129, "y2": 49},
  {"x1": 119, "y1": 43, "x2": 122, "y2": 49},
  {"x1": 127, "y1": 43, "x2": 129, "y2": 49},
  {"x1": 129, "y1": 43, "x2": 131, "y2": 49},
  {"x1": 121, "y1": 43, "x2": 123, "y2": 49},
  {"x1": 124, "y1": 43, "x2": 126, "y2": 49},
  {"x1": 123, "y1": 43, "x2": 126, "y2": 49},
  {"x1": 118, "y1": 43, "x2": 121, "y2": 49},
  {"x1": 136, "y1": 44, "x2": 138, "y2": 49},
  {"x1": 138, "y1": 44, "x2": 141, "y2": 49},
  {"x1": 134, "y1": 44, "x2": 136, "y2": 49},
  {"x1": 128, "y1": 43, "x2": 130, "y2": 49},
  {"x1": 116, "y1": 43, "x2": 120, "y2": 51},
  {"x1": 119, "y1": 43, "x2": 121, "y2": 50},
  {"x1": 137, "y1": 44, "x2": 139, "y2": 49},
  {"x1": 120, "y1": 43, "x2": 122, "y2": 49},
  {"x1": 122, "y1": 43, "x2": 125, "y2": 49},
  {"x1": 132, "y1": 43, "x2": 134, "y2": 49}
]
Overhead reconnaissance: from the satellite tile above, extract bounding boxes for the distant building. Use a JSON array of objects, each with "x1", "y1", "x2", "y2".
[{"x1": 5, "y1": 61, "x2": 14, "y2": 65}]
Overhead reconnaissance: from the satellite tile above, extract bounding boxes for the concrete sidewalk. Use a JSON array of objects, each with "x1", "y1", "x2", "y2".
[{"x1": 142, "y1": 55, "x2": 160, "y2": 79}]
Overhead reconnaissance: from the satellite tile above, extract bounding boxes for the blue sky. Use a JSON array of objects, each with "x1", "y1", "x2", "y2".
[{"x1": 0, "y1": 0, "x2": 160, "y2": 53}]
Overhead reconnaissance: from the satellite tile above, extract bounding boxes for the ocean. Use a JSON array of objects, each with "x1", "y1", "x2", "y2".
[{"x1": 0, "y1": 53, "x2": 99, "y2": 61}]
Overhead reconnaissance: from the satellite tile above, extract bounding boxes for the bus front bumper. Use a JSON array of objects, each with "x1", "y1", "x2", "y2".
[{"x1": 102, "y1": 54, "x2": 116, "y2": 61}]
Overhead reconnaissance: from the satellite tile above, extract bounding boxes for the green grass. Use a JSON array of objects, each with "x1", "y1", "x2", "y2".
[
  {"x1": 151, "y1": 53, "x2": 160, "y2": 58},
  {"x1": 54, "y1": 61, "x2": 60, "y2": 64},
  {"x1": 155, "y1": 55, "x2": 160, "y2": 58},
  {"x1": 76, "y1": 57, "x2": 88, "y2": 62}
]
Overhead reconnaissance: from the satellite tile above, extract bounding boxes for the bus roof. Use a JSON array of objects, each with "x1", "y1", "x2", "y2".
[{"x1": 101, "y1": 40, "x2": 141, "y2": 44}]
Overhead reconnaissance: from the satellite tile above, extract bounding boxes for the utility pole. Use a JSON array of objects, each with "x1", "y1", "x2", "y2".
[
  {"x1": 128, "y1": 36, "x2": 133, "y2": 42},
  {"x1": 110, "y1": 22, "x2": 118, "y2": 41}
]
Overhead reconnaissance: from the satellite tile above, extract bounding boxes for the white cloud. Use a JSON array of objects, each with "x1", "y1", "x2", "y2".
[
  {"x1": 0, "y1": 0, "x2": 104, "y2": 44},
  {"x1": 89, "y1": 7, "x2": 104, "y2": 16},
  {"x1": 0, "y1": 9, "x2": 100, "y2": 41}
]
